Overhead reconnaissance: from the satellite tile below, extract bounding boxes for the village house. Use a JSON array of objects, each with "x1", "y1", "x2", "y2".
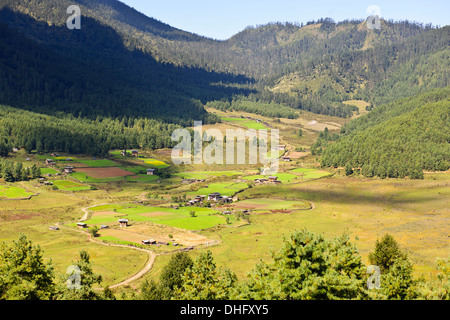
[
  {"x1": 77, "y1": 222, "x2": 87, "y2": 228},
  {"x1": 45, "y1": 159, "x2": 56, "y2": 166},
  {"x1": 208, "y1": 192, "x2": 222, "y2": 201},
  {"x1": 281, "y1": 156, "x2": 292, "y2": 162},
  {"x1": 278, "y1": 145, "x2": 286, "y2": 151},
  {"x1": 64, "y1": 166, "x2": 74, "y2": 174},
  {"x1": 118, "y1": 219, "x2": 129, "y2": 227},
  {"x1": 147, "y1": 168, "x2": 156, "y2": 175},
  {"x1": 121, "y1": 150, "x2": 127, "y2": 156},
  {"x1": 142, "y1": 239, "x2": 156, "y2": 245},
  {"x1": 221, "y1": 196, "x2": 233, "y2": 203},
  {"x1": 131, "y1": 150, "x2": 139, "y2": 157},
  {"x1": 268, "y1": 176, "x2": 282, "y2": 184}
]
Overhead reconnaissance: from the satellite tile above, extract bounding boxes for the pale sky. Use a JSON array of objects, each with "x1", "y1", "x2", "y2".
[{"x1": 120, "y1": 0, "x2": 449, "y2": 40}]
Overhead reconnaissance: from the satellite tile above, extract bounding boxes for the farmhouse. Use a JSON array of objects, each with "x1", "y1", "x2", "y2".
[
  {"x1": 222, "y1": 196, "x2": 233, "y2": 203},
  {"x1": 278, "y1": 145, "x2": 286, "y2": 151},
  {"x1": 147, "y1": 169, "x2": 156, "y2": 175},
  {"x1": 131, "y1": 150, "x2": 139, "y2": 157},
  {"x1": 77, "y1": 222, "x2": 87, "y2": 228},
  {"x1": 268, "y1": 176, "x2": 282, "y2": 184},
  {"x1": 49, "y1": 226, "x2": 59, "y2": 230},
  {"x1": 118, "y1": 219, "x2": 129, "y2": 227},
  {"x1": 64, "y1": 166, "x2": 74, "y2": 173},
  {"x1": 223, "y1": 211, "x2": 232, "y2": 215},
  {"x1": 194, "y1": 195, "x2": 206, "y2": 202},
  {"x1": 208, "y1": 192, "x2": 222, "y2": 201},
  {"x1": 120, "y1": 150, "x2": 127, "y2": 156},
  {"x1": 142, "y1": 239, "x2": 157, "y2": 245},
  {"x1": 281, "y1": 156, "x2": 292, "y2": 162},
  {"x1": 45, "y1": 159, "x2": 56, "y2": 166}
]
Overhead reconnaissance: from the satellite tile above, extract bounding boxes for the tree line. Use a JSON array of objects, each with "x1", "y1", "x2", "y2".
[{"x1": 0, "y1": 104, "x2": 183, "y2": 156}]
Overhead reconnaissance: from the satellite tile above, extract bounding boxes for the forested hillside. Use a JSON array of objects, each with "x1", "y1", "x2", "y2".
[
  {"x1": 2, "y1": 0, "x2": 448, "y2": 120},
  {"x1": 0, "y1": 0, "x2": 448, "y2": 157},
  {"x1": 317, "y1": 87, "x2": 450, "y2": 178}
]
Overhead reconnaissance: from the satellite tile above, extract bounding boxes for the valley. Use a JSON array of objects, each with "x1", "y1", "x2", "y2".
[
  {"x1": 0, "y1": 108, "x2": 448, "y2": 294},
  {"x1": 0, "y1": 0, "x2": 448, "y2": 302}
]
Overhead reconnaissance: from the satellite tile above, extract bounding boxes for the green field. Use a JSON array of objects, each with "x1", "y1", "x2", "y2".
[
  {"x1": 77, "y1": 159, "x2": 117, "y2": 167},
  {"x1": 0, "y1": 185, "x2": 34, "y2": 199},
  {"x1": 69, "y1": 172, "x2": 125, "y2": 183},
  {"x1": 84, "y1": 204, "x2": 227, "y2": 230},
  {"x1": 40, "y1": 168, "x2": 59, "y2": 175},
  {"x1": 242, "y1": 172, "x2": 300, "y2": 183},
  {"x1": 173, "y1": 170, "x2": 244, "y2": 180},
  {"x1": 221, "y1": 117, "x2": 268, "y2": 130},
  {"x1": 52, "y1": 180, "x2": 91, "y2": 191},
  {"x1": 186, "y1": 182, "x2": 249, "y2": 197}
]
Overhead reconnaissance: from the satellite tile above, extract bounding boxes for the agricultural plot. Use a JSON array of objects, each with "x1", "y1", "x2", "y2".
[
  {"x1": 140, "y1": 158, "x2": 170, "y2": 169},
  {"x1": 70, "y1": 171, "x2": 126, "y2": 183},
  {"x1": 290, "y1": 168, "x2": 332, "y2": 180},
  {"x1": 126, "y1": 174, "x2": 160, "y2": 182},
  {"x1": 220, "y1": 117, "x2": 268, "y2": 130},
  {"x1": 40, "y1": 168, "x2": 59, "y2": 175},
  {"x1": 77, "y1": 159, "x2": 118, "y2": 167},
  {"x1": 52, "y1": 180, "x2": 91, "y2": 191},
  {"x1": 84, "y1": 204, "x2": 228, "y2": 231},
  {"x1": 186, "y1": 182, "x2": 249, "y2": 197},
  {"x1": 173, "y1": 170, "x2": 244, "y2": 180},
  {"x1": 0, "y1": 185, "x2": 34, "y2": 199},
  {"x1": 221, "y1": 198, "x2": 311, "y2": 212},
  {"x1": 242, "y1": 172, "x2": 300, "y2": 183},
  {"x1": 74, "y1": 167, "x2": 135, "y2": 179}
]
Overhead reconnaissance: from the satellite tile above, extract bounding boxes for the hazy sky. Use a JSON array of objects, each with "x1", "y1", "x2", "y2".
[{"x1": 120, "y1": 0, "x2": 449, "y2": 40}]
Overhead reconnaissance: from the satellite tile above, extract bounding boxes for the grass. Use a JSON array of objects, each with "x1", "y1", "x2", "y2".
[
  {"x1": 181, "y1": 174, "x2": 450, "y2": 281},
  {"x1": 40, "y1": 168, "x2": 59, "y2": 175},
  {"x1": 77, "y1": 159, "x2": 117, "y2": 167},
  {"x1": 140, "y1": 158, "x2": 170, "y2": 169},
  {"x1": 226, "y1": 198, "x2": 311, "y2": 211},
  {"x1": 186, "y1": 182, "x2": 249, "y2": 197},
  {"x1": 220, "y1": 117, "x2": 268, "y2": 130},
  {"x1": 126, "y1": 174, "x2": 160, "y2": 182},
  {"x1": 69, "y1": 171, "x2": 125, "y2": 183},
  {"x1": 290, "y1": 168, "x2": 332, "y2": 179},
  {"x1": 173, "y1": 170, "x2": 244, "y2": 180},
  {"x1": 84, "y1": 204, "x2": 228, "y2": 231},
  {"x1": 242, "y1": 172, "x2": 300, "y2": 183},
  {"x1": 52, "y1": 180, "x2": 91, "y2": 191},
  {"x1": 0, "y1": 185, "x2": 34, "y2": 199}
]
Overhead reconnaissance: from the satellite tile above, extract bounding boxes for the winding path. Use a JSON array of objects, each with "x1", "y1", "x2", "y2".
[
  {"x1": 55, "y1": 222, "x2": 157, "y2": 289},
  {"x1": 56, "y1": 204, "x2": 223, "y2": 289}
]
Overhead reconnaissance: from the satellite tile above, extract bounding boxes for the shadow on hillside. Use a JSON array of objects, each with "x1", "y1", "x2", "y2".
[{"x1": 0, "y1": 8, "x2": 255, "y2": 123}]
